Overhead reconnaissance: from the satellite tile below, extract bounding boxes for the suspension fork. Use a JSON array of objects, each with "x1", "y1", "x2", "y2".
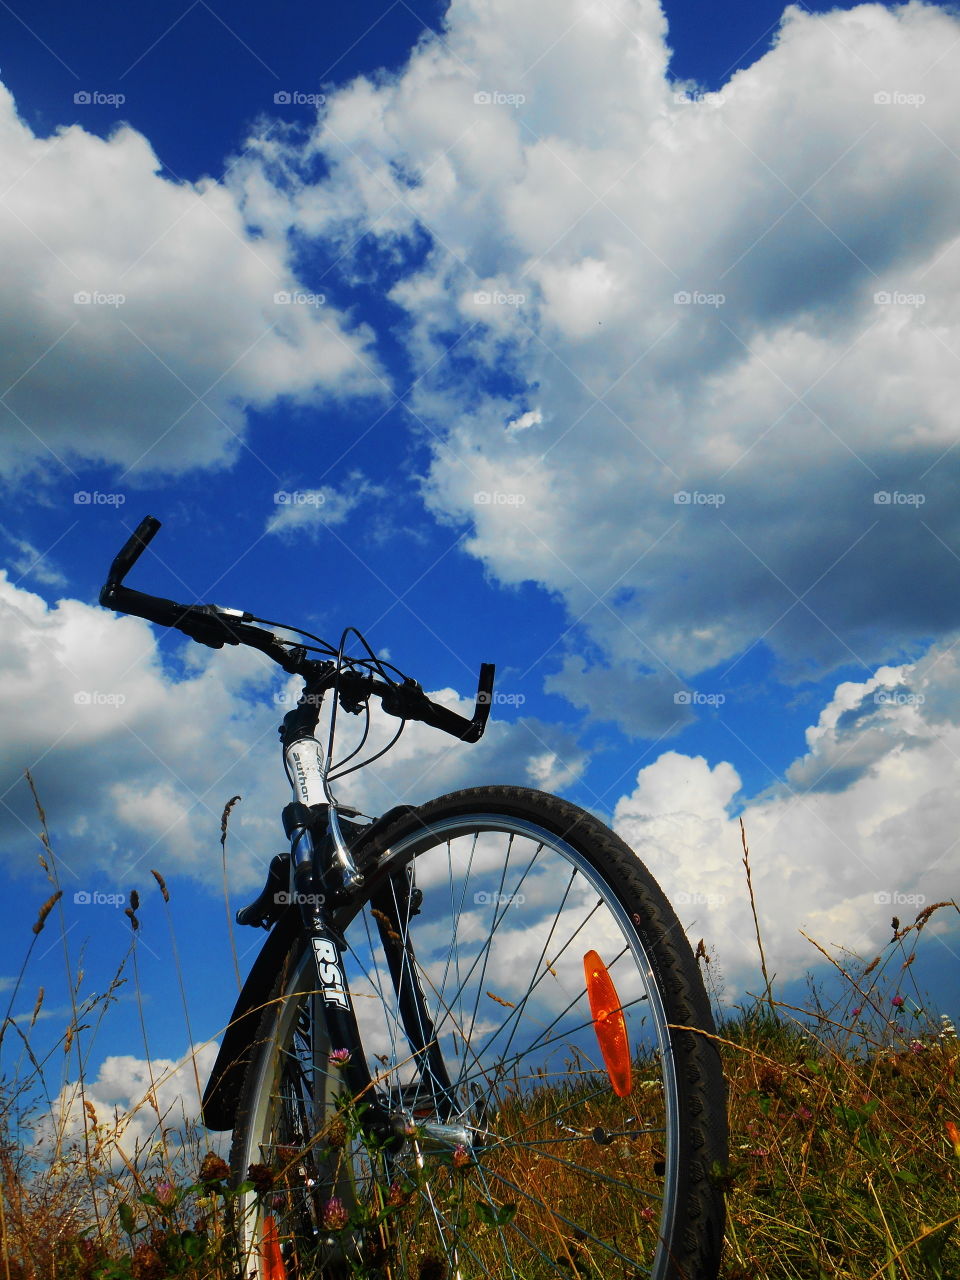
[
  {"x1": 369, "y1": 869, "x2": 457, "y2": 1121},
  {"x1": 278, "y1": 680, "x2": 385, "y2": 1129},
  {"x1": 277, "y1": 678, "x2": 460, "y2": 1142}
]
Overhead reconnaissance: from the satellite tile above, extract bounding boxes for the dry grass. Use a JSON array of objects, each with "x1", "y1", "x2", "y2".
[
  {"x1": 714, "y1": 905, "x2": 960, "y2": 1279},
  {"x1": 1, "y1": 785, "x2": 958, "y2": 1278}
]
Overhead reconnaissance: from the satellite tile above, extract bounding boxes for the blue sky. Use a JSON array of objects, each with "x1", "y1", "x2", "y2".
[{"x1": 2, "y1": 0, "x2": 959, "y2": 1134}]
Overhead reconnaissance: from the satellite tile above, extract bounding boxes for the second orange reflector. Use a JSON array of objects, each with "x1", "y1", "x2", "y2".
[{"x1": 584, "y1": 950, "x2": 633, "y2": 1097}]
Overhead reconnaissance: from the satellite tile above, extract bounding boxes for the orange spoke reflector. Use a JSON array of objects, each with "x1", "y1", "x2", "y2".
[
  {"x1": 261, "y1": 1214, "x2": 287, "y2": 1280},
  {"x1": 584, "y1": 949, "x2": 633, "y2": 1097}
]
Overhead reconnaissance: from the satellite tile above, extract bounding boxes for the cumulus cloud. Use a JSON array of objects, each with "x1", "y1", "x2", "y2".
[
  {"x1": 49, "y1": 1041, "x2": 220, "y2": 1167},
  {"x1": 266, "y1": 473, "x2": 385, "y2": 536},
  {"x1": 0, "y1": 80, "x2": 384, "y2": 481},
  {"x1": 0, "y1": 570, "x2": 286, "y2": 892},
  {"x1": 231, "y1": 0, "x2": 960, "y2": 732},
  {"x1": 613, "y1": 644, "x2": 960, "y2": 993},
  {"x1": 0, "y1": 526, "x2": 67, "y2": 588}
]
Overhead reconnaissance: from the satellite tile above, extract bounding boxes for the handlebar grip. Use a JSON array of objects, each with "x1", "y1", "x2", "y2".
[
  {"x1": 410, "y1": 663, "x2": 496, "y2": 743},
  {"x1": 101, "y1": 515, "x2": 161, "y2": 603},
  {"x1": 417, "y1": 698, "x2": 480, "y2": 741}
]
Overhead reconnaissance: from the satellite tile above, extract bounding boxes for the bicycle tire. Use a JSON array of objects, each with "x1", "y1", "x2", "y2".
[{"x1": 230, "y1": 785, "x2": 727, "y2": 1279}]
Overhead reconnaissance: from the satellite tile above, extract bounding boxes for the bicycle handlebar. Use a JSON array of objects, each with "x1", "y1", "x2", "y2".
[
  {"x1": 98, "y1": 516, "x2": 495, "y2": 742},
  {"x1": 102, "y1": 514, "x2": 161, "y2": 597}
]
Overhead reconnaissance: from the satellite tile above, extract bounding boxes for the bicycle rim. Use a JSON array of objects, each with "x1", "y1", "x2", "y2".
[{"x1": 235, "y1": 809, "x2": 698, "y2": 1279}]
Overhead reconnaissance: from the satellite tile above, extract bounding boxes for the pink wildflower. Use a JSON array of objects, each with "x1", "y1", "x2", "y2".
[{"x1": 322, "y1": 1197, "x2": 349, "y2": 1231}]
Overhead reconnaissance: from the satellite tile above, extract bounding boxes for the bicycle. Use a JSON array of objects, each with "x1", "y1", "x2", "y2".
[{"x1": 100, "y1": 515, "x2": 727, "y2": 1280}]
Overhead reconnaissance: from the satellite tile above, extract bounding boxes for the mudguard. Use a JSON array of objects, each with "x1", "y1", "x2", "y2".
[{"x1": 200, "y1": 908, "x2": 299, "y2": 1131}]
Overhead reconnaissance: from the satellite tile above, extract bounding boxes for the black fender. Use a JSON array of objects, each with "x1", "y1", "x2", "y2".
[{"x1": 201, "y1": 908, "x2": 300, "y2": 1131}]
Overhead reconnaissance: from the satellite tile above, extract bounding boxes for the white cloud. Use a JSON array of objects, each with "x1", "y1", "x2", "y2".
[
  {"x1": 231, "y1": 0, "x2": 960, "y2": 733},
  {"x1": 265, "y1": 473, "x2": 385, "y2": 536},
  {"x1": 0, "y1": 569, "x2": 301, "y2": 891},
  {"x1": 613, "y1": 644, "x2": 960, "y2": 994},
  {"x1": 0, "y1": 526, "x2": 67, "y2": 587},
  {"x1": 506, "y1": 407, "x2": 542, "y2": 433},
  {"x1": 49, "y1": 1041, "x2": 220, "y2": 1168},
  {"x1": 0, "y1": 81, "x2": 385, "y2": 481}
]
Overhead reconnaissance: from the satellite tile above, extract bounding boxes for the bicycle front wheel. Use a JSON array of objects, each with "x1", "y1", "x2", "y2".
[{"x1": 231, "y1": 785, "x2": 726, "y2": 1279}]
